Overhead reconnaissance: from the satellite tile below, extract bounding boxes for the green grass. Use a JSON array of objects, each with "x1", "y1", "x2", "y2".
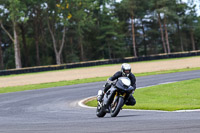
[
  {"x1": 0, "y1": 67, "x2": 200, "y2": 94},
  {"x1": 134, "y1": 67, "x2": 200, "y2": 77},
  {"x1": 0, "y1": 77, "x2": 107, "y2": 93},
  {"x1": 86, "y1": 78, "x2": 200, "y2": 111}
]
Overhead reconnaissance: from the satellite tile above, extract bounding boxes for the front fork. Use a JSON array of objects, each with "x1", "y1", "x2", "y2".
[
  {"x1": 107, "y1": 91, "x2": 127, "y2": 111},
  {"x1": 103, "y1": 87, "x2": 117, "y2": 106}
]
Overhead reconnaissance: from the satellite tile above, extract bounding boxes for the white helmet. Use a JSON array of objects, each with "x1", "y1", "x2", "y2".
[{"x1": 121, "y1": 63, "x2": 131, "y2": 77}]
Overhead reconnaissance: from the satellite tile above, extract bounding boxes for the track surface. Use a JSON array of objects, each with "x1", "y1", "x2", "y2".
[{"x1": 0, "y1": 70, "x2": 200, "y2": 133}]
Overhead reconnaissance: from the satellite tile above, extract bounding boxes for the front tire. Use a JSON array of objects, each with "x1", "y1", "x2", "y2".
[
  {"x1": 96, "y1": 102, "x2": 106, "y2": 117},
  {"x1": 110, "y1": 96, "x2": 124, "y2": 117}
]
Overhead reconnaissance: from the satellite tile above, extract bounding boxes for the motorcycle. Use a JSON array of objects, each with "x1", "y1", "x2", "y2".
[{"x1": 96, "y1": 77, "x2": 135, "y2": 117}]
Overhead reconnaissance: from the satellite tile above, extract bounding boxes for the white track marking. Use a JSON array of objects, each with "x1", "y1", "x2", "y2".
[
  {"x1": 78, "y1": 96, "x2": 96, "y2": 109},
  {"x1": 174, "y1": 109, "x2": 200, "y2": 112}
]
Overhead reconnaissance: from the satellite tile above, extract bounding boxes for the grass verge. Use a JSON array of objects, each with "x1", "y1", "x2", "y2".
[
  {"x1": 0, "y1": 67, "x2": 200, "y2": 94},
  {"x1": 0, "y1": 77, "x2": 106, "y2": 94},
  {"x1": 86, "y1": 78, "x2": 200, "y2": 111}
]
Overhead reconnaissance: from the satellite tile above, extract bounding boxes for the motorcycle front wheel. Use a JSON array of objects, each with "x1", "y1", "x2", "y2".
[
  {"x1": 110, "y1": 96, "x2": 124, "y2": 117},
  {"x1": 96, "y1": 102, "x2": 106, "y2": 117}
]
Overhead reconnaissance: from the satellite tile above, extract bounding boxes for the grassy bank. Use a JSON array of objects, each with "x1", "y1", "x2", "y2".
[
  {"x1": 0, "y1": 67, "x2": 200, "y2": 94},
  {"x1": 86, "y1": 78, "x2": 200, "y2": 111}
]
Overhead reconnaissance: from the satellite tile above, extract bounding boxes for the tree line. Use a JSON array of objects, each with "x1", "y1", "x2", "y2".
[{"x1": 0, "y1": 0, "x2": 200, "y2": 70}]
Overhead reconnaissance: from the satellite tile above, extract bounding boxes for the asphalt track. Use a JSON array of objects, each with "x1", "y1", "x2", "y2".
[{"x1": 0, "y1": 70, "x2": 200, "y2": 133}]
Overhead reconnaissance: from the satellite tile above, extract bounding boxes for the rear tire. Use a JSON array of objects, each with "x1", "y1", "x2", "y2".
[{"x1": 110, "y1": 96, "x2": 124, "y2": 117}]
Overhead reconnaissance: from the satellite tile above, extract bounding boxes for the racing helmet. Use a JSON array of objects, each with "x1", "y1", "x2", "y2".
[{"x1": 121, "y1": 63, "x2": 131, "y2": 77}]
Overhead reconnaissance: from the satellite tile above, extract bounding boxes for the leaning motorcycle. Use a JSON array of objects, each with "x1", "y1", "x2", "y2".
[{"x1": 96, "y1": 77, "x2": 135, "y2": 117}]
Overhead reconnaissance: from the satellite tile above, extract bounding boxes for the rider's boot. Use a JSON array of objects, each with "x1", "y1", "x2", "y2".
[{"x1": 97, "y1": 90, "x2": 104, "y2": 102}]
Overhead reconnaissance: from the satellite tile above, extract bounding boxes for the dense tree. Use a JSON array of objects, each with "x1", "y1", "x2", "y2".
[
  {"x1": 0, "y1": 34, "x2": 3, "y2": 69},
  {"x1": 71, "y1": 0, "x2": 96, "y2": 61},
  {"x1": 0, "y1": 0, "x2": 199, "y2": 70},
  {"x1": 96, "y1": 1, "x2": 126, "y2": 59},
  {"x1": 45, "y1": 0, "x2": 70, "y2": 65},
  {"x1": 120, "y1": 0, "x2": 138, "y2": 57},
  {"x1": 29, "y1": 0, "x2": 46, "y2": 66},
  {"x1": 0, "y1": 0, "x2": 28, "y2": 68}
]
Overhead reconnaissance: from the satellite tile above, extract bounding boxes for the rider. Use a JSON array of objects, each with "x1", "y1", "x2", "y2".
[{"x1": 97, "y1": 63, "x2": 136, "y2": 106}]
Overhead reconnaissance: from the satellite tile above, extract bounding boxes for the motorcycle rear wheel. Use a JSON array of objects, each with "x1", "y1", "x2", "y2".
[{"x1": 110, "y1": 96, "x2": 124, "y2": 117}]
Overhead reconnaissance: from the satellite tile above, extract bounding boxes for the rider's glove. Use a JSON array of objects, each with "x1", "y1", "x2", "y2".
[
  {"x1": 107, "y1": 79, "x2": 113, "y2": 85},
  {"x1": 131, "y1": 85, "x2": 136, "y2": 94}
]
